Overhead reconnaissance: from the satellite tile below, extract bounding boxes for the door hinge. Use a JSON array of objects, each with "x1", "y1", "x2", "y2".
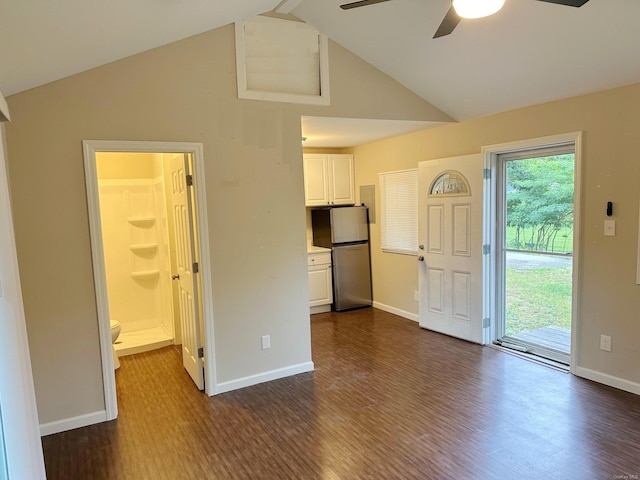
[
  {"x1": 192, "y1": 262, "x2": 199, "y2": 273},
  {"x1": 198, "y1": 347, "x2": 204, "y2": 358},
  {"x1": 483, "y1": 168, "x2": 491, "y2": 180},
  {"x1": 186, "y1": 174, "x2": 194, "y2": 187},
  {"x1": 483, "y1": 318, "x2": 491, "y2": 328},
  {"x1": 483, "y1": 244, "x2": 490, "y2": 255}
]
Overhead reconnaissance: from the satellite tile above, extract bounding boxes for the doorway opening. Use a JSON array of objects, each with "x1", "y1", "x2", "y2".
[
  {"x1": 83, "y1": 141, "x2": 216, "y2": 421},
  {"x1": 95, "y1": 152, "x2": 179, "y2": 358},
  {"x1": 484, "y1": 134, "x2": 581, "y2": 367}
]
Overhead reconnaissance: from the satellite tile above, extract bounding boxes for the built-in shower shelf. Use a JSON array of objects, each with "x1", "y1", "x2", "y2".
[
  {"x1": 129, "y1": 243, "x2": 158, "y2": 253},
  {"x1": 130, "y1": 270, "x2": 160, "y2": 279},
  {"x1": 127, "y1": 216, "x2": 156, "y2": 227}
]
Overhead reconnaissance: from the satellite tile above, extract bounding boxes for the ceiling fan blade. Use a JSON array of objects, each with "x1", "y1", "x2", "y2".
[
  {"x1": 433, "y1": 5, "x2": 461, "y2": 39},
  {"x1": 340, "y1": 0, "x2": 391, "y2": 10},
  {"x1": 535, "y1": 0, "x2": 589, "y2": 6}
]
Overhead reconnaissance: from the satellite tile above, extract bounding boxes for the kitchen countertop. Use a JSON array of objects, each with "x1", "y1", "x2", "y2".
[{"x1": 307, "y1": 245, "x2": 331, "y2": 254}]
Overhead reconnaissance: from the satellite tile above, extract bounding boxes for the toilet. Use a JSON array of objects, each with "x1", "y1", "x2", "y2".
[{"x1": 110, "y1": 320, "x2": 121, "y2": 370}]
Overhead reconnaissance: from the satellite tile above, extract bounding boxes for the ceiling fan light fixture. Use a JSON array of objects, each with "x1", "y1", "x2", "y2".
[{"x1": 452, "y1": 0, "x2": 506, "y2": 19}]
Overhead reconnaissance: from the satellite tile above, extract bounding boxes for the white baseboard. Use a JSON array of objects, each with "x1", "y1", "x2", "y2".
[
  {"x1": 373, "y1": 302, "x2": 418, "y2": 322},
  {"x1": 40, "y1": 410, "x2": 107, "y2": 437},
  {"x1": 573, "y1": 366, "x2": 640, "y2": 396},
  {"x1": 310, "y1": 304, "x2": 331, "y2": 314},
  {"x1": 215, "y1": 361, "x2": 315, "y2": 395}
]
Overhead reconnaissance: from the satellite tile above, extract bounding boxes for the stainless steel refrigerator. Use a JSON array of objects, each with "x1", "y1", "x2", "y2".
[{"x1": 311, "y1": 206, "x2": 372, "y2": 311}]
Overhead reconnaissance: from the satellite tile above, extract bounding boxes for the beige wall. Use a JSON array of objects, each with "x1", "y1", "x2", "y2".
[
  {"x1": 354, "y1": 82, "x2": 640, "y2": 387},
  {"x1": 4, "y1": 24, "x2": 446, "y2": 425}
]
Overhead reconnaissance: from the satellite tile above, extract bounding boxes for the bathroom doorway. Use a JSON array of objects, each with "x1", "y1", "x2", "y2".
[
  {"x1": 95, "y1": 152, "x2": 178, "y2": 356},
  {"x1": 83, "y1": 141, "x2": 215, "y2": 420}
]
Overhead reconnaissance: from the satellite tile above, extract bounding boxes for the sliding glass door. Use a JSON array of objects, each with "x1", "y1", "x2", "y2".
[{"x1": 496, "y1": 146, "x2": 575, "y2": 364}]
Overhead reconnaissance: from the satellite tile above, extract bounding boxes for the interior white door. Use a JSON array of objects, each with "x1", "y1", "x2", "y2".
[
  {"x1": 418, "y1": 154, "x2": 485, "y2": 344},
  {"x1": 169, "y1": 153, "x2": 204, "y2": 390}
]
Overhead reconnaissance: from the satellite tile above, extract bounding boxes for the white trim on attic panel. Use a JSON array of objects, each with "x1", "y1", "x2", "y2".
[{"x1": 235, "y1": 16, "x2": 330, "y2": 106}]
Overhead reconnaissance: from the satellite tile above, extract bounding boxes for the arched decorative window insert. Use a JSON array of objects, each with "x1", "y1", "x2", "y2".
[{"x1": 428, "y1": 170, "x2": 470, "y2": 196}]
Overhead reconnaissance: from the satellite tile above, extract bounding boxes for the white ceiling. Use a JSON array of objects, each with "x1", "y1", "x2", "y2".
[
  {"x1": 301, "y1": 116, "x2": 443, "y2": 148},
  {"x1": 293, "y1": 0, "x2": 640, "y2": 121},
  {"x1": 0, "y1": 0, "x2": 276, "y2": 96},
  {"x1": 1, "y1": 0, "x2": 639, "y2": 147}
]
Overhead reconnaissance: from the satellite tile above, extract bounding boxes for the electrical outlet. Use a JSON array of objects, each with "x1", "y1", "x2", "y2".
[
  {"x1": 600, "y1": 334, "x2": 611, "y2": 352},
  {"x1": 414, "y1": 290, "x2": 419, "y2": 301},
  {"x1": 261, "y1": 335, "x2": 271, "y2": 350}
]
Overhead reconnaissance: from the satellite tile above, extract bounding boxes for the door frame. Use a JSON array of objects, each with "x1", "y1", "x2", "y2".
[
  {"x1": 83, "y1": 140, "x2": 217, "y2": 421},
  {"x1": 482, "y1": 132, "x2": 583, "y2": 373}
]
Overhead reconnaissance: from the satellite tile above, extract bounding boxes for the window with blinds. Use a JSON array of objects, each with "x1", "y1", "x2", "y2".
[{"x1": 379, "y1": 169, "x2": 418, "y2": 255}]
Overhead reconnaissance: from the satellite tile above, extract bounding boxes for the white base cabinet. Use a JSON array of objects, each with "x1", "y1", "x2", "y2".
[{"x1": 308, "y1": 250, "x2": 332, "y2": 313}]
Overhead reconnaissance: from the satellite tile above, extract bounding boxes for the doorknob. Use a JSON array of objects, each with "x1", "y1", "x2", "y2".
[
  {"x1": 417, "y1": 256, "x2": 424, "y2": 262},
  {"x1": 172, "y1": 274, "x2": 180, "y2": 280}
]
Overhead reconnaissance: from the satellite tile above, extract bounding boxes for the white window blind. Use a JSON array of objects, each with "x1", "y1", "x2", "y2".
[{"x1": 379, "y1": 169, "x2": 418, "y2": 255}]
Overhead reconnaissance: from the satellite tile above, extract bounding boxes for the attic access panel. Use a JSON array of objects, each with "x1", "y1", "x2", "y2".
[{"x1": 235, "y1": 16, "x2": 330, "y2": 106}]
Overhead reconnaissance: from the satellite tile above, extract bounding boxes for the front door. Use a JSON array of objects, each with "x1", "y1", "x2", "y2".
[
  {"x1": 169, "y1": 153, "x2": 204, "y2": 390},
  {"x1": 418, "y1": 154, "x2": 485, "y2": 344}
]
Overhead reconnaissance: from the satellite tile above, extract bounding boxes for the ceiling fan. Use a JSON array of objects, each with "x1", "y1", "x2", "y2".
[{"x1": 339, "y1": 0, "x2": 590, "y2": 39}]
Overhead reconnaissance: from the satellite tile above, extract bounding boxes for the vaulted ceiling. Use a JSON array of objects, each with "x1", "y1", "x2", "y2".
[
  {"x1": 294, "y1": 0, "x2": 640, "y2": 121},
  {"x1": 1, "y1": 0, "x2": 639, "y2": 144}
]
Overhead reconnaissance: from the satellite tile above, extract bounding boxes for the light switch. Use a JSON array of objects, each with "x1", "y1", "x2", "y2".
[{"x1": 604, "y1": 220, "x2": 616, "y2": 236}]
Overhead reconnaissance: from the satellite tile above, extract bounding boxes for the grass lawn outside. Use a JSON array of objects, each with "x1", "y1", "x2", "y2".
[{"x1": 505, "y1": 265, "x2": 573, "y2": 337}]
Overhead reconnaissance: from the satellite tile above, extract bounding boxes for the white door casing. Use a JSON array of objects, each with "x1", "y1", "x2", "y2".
[
  {"x1": 169, "y1": 154, "x2": 204, "y2": 390},
  {"x1": 482, "y1": 132, "x2": 583, "y2": 371},
  {"x1": 83, "y1": 140, "x2": 217, "y2": 425},
  {"x1": 418, "y1": 154, "x2": 485, "y2": 344}
]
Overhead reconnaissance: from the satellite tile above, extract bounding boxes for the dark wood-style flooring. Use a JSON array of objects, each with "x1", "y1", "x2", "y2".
[{"x1": 42, "y1": 308, "x2": 640, "y2": 479}]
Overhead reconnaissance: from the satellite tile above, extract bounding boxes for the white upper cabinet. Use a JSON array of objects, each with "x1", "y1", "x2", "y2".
[
  {"x1": 328, "y1": 155, "x2": 355, "y2": 205},
  {"x1": 303, "y1": 154, "x2": 355, "y2": 207},
  {"x1": 303, "y1": 154, "x2": 330, "y2": 206}
]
